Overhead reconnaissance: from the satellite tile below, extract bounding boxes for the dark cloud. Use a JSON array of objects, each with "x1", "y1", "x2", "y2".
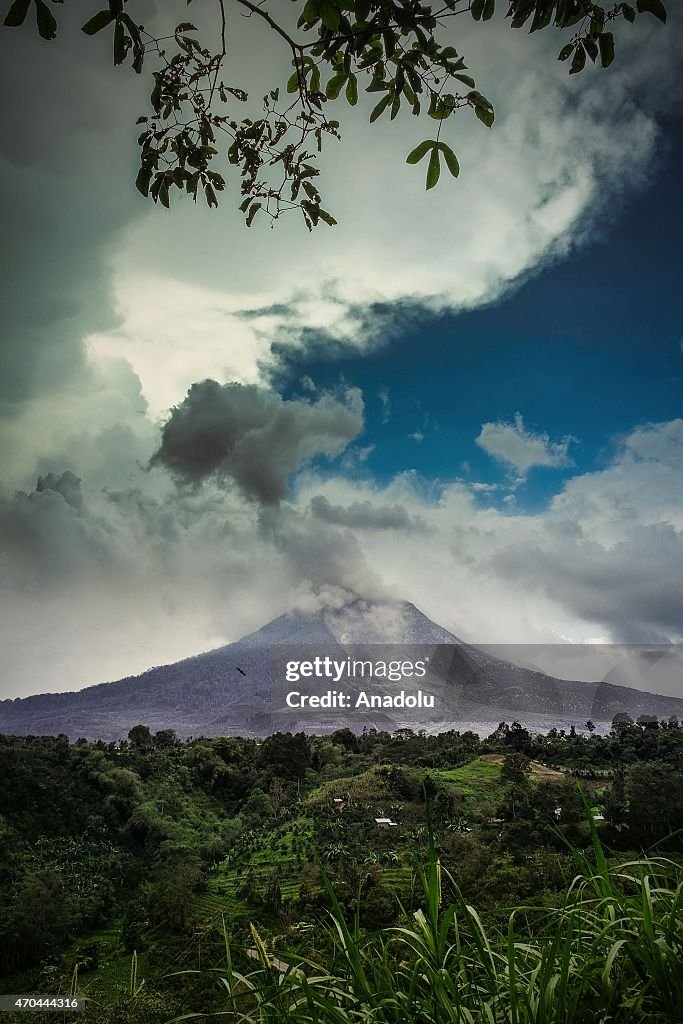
[
  {"x1": 262, "y1": 299, "x2": 424, "y2": 392},
  {"x1": 492, "y1": 524, "x2": 683, "y2": 644},
  {"x1": 36, "y1": 470, "x2": 83, "y2": 513},
  {"x1": 260, "y1": 504, "x2": 385, "y2": 599},
  {"x1": 310, "y1": 494, "x2": 428, "y2": 533},
  {"x1": 232, "y1": 303, "x2": 295, "y2": 321},
  {"x1": 151, "y1": 380, "x2": 364, "y2": 504},
  {"x1": 0, "y1": 5, "x2": 152, "y2": 414},
  {"x1": 0, "y1": 471, "x2": 296, "y2": 697},
  {"x1": 0, "y1": 476, "x2": 119, "y2": 586}
]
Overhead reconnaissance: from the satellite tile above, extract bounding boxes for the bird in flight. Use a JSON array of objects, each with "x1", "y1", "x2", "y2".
[{"x1": 235, "y1": 666, "x2": 247, "y2": 676}]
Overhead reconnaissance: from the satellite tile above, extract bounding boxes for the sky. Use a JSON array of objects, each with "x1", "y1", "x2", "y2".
[{"x1": 0, "y1": 0, "x2": 682, "y2": 699}]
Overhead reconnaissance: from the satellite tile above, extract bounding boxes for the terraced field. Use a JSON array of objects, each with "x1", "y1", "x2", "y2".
[{"x1": 198, "y1": 864, "x2": 303, "y2": 917}]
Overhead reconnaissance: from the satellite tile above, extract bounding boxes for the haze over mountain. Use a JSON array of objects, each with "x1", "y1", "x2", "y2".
[{"x1": 1, "y1": 599, "x2": 681, "y2": 741}]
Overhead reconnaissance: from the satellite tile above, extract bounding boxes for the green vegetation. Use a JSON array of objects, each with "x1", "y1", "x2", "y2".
[
  {"x1": 218, "y1": 817, "x2": 683, "y2": 1024},
  {"x1": 1, "y1": 715, "x2": 682, "y2": 1022},
  {"x1": 1, "y1": 1, "x2": 668, "y2": 226},
  {"x1": 437, "y1": 756, "x2": 503, "y2": 801}
]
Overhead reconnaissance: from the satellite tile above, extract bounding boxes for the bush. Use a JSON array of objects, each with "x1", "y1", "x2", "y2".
[{"x1": 198, "y1": 809, "x2": 683, "y2": 1024}]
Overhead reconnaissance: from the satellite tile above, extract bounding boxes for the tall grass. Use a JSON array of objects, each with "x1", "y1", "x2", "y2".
[{"x1": 172, "y1": 809, "x2": 683, "y2": 1024}]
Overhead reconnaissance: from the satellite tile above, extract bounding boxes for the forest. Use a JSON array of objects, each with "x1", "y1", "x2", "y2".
[{"x1": 1, "y1": 715, "x2": 682, "y2": 1023}]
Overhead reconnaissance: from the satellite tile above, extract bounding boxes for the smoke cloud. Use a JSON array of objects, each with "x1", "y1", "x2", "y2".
[{"x1": 151, "y1": 380, "x2": 364, "y2": 504}]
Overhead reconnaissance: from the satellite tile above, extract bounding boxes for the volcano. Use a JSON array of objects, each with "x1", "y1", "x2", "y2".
[{"x1": 1, "y1": 598, "x2": 681, "y2": 740}]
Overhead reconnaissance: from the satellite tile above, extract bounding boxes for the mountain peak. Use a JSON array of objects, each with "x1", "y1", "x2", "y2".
[
  {"x1": 237, "y1": 596, "x2": 461, "y2": 648},
  {"x1": 2, "y1": 599, "x2": 683, "y2": 741}
]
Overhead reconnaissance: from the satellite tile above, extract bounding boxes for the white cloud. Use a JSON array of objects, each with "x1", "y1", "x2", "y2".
[
  {"x1": 1, "y1": 417, "x2": 681, "y2": 697},
  {"x1": 84, "y1": 10, "x2": 682, "y2": 410},
  {"x1": 1, "y1": 6, "x2": 680, "y2": 474},
  {"x1": 294, "y1": 418, "x2": 683, "y2": 646},
  {"x1": 378, "y1": 389, "x2": 391, "y2": 425},
  {"x1": 548, "y1": 418, "x2": 683, "y2": 547},
  {"x1": 623, "y1": 417, "x2": 683, "y2": 468},
  {"x1": 2, "y1": 6, "x2": 683, "y2": 698},
  {"x1": 475, "y1": 412, "x2": 575, "y2": 477}
]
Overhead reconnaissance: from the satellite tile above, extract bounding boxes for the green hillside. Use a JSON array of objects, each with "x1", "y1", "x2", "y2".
[{"x1": 1, "y1": 720, "x2": 683, "y2": 1022}]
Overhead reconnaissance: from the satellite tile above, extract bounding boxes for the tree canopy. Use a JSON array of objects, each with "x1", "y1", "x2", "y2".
[{"x1": 3, "y1": 0, "x2": 668, "y2": 227}]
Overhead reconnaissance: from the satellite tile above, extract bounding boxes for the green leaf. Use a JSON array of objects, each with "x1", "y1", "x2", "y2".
[
  {"x1": 325, "y1": 74, "x2": 346, "y2": 99},
  {"x1": 246, "y1": 202, "x2": 262, "y2": 227},
  {"x1": 621, "y1": 3, "x2": 636, "y2": 22},
  {"x1": 482, "y1": 0, "x2": 495, "y2": 20},
  {"x1": 589, "y1": 6, "x2": 606, "y2": 35},
  {"x1": 204, "y1": 183, "x2": 218, "y2": 208},
  {"x1": 470, "y1": 0, "x2": 486, "y2": 20},
  {"x1": 35, "y1": 0, "x2": 57, "y2": 39},
  {"x1": 3, "y1": 0, "x2": 31, "y2": 28},
  {"x1": 405, "y1": 139, "x2": 435, "y2": 164},
  {"x1": 470, "y1": 93, "x2": 494, "y2": 127},
  {"x1": 113, "y1": 17, "x2": 126, "y2": 64},
  {"x1": 81, "y1": 8, "x2": 114, "y2": 34},
  {"x1": 454, "y1": 73, "x2": 476, "y2": 88},
  {"x1": 345, "y1": 74, "x2": 358, "y2": 106},
  {"x1": 287, "y1": 71, "x2": 300, "y2": 94},
  {"x1": 636, "y1": 0, "x2": 666, "y2": 21},
  {"x1": 317, "y1": 208, "x2": 337, "y2": 226},
  {"x1": 135, "y1": 166, "x2": 152, "y2": 197},
  {"x1": 530, "y1": 0, "x2": 553, "y2": 31},
  {"x1": 583, "y1": 36, "x2": 598, "y2": 62},
  {"x1": 569, "y1": 42, "x2": 586, "y2": 74},
  {"x1": 511, "y1": 1, "x2": 535, "y2": 27},
  {"x1": 438, "y1": 142, "x2": 459, "y2": 177},
  {"x1": 428, "y1": 95, "x2": 450, "y2": 120},
  {"x1": 319, "y1": 0, "x2": 340, "y2": 31},
  {"x1": 557, "y1": 4, "x2": 586, "y2": 28},
  {"x1": 382, "y1": 27, "x2": 396, "y2": 58},
  {"x1": 303, "y1": 0, "x2": 319, "y2": 24},
  {"x1": 558, "y1": 42, "x2": 574, "y2": 61},
  {"x1": 598, "y1": 31, "x2": 615, "y2": 67},
  {"x1": 369, "y1": 94, "x2": 391, "y2": 122},
  {"x1": 426, "y1": 146, "x2": 440, "y2": 190}
]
